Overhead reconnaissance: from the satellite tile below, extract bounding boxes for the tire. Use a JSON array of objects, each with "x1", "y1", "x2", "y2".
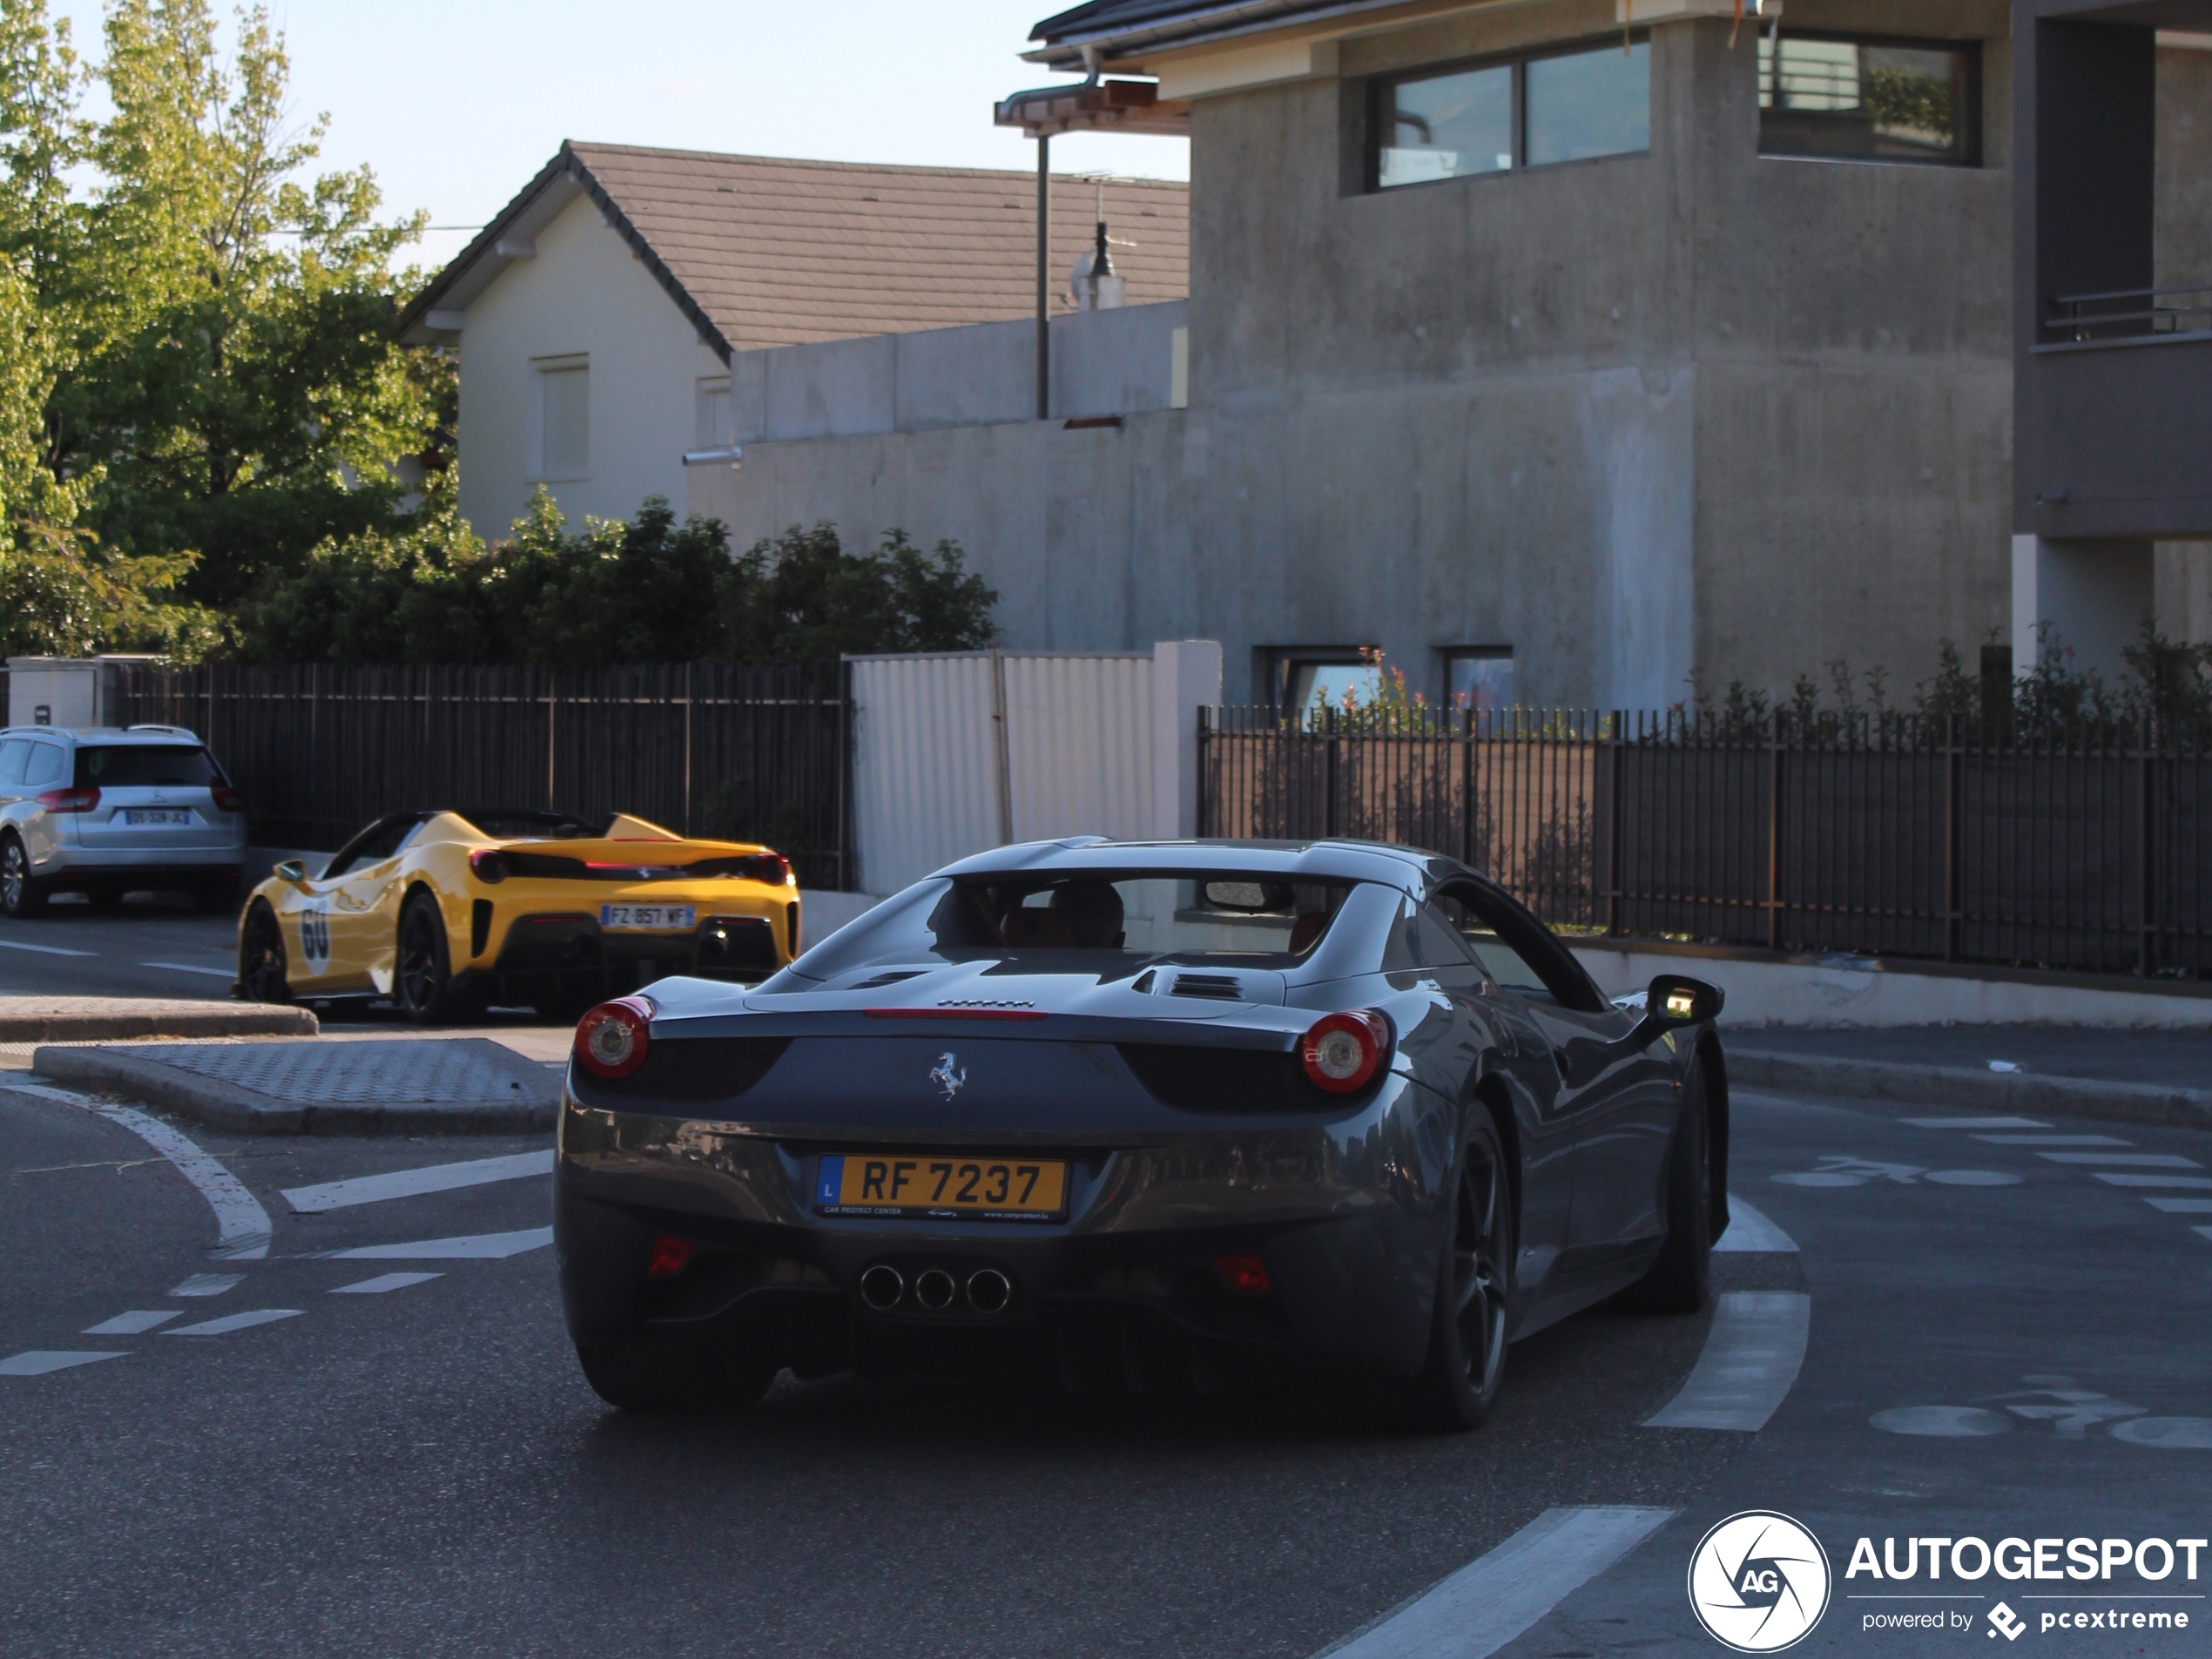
[
  {"x1": 576, "y1": 1332, "x2": 775, "y2": 1414},
  {"x1": 395, "y1": 892, "x2": 456, "y2": 1024},
  {"x1": 238, "y1": 901, "x2": 293, "y2": 1005},
  {"x1": 1617, "y1": 1055, "x2": 1713, "y2": 1315},
  {"x1": 0, "y1": 836, "x2": 49, "y2": 919},
  {"x1": 1407, "y1": 1114, "x2": 1514, "y2": 1431}
]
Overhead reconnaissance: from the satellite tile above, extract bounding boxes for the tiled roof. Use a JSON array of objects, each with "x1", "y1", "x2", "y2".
[{"x1": 401, "y1": 143, "x2": 1190, "y2": 358}]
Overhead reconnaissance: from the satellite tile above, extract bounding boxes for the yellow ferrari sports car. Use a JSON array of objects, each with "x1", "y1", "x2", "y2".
[{"x1": 234, "y1": 808, "x2": 801, "y2": 1022}]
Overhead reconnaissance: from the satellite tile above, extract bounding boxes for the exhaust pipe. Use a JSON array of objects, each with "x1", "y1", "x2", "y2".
[
  {"x1": 967, "y1": 1268, "x2": 1012, "y2": 1313},
  {"x1": 914, "y1": 1267, "x2": 957, "y2": 1311},
  {"x1": 859, "y1": 1264, "x2": 904, "y2": 1311}
]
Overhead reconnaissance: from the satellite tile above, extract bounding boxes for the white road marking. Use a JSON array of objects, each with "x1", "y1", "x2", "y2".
[
  {"x1": 2094, "y1": 1173, "x2": 2212, "y2": 1189},
  {"x1": 2196, "y1": 1227, "x2": 2212, "y2": 1246},
  {"x1": 2144, "y1": 1197, "x2": 2212, "y2": 1214},
  {"x1": 327, "y1": 1226, "x2": 553, "y2": 1260},
  {"x1": 1318, "y1": 1507, "x2": 1677, "y2": 1659},
  {"x1": 168, "y1": 1272, "x2": 242, "y2": 1298},
  {"x1": 84, "y1": 1310, "x2": 180, "y2": 1334},
  {"x1": 1, "y1": 1350, "x2": 129, "y2": 1376},
  {"x1": 9, "y1": 1080, "x2": 273, "y2": 1258},
  {"x1": 331, "y1": 1271, "x2": 442, "y2": 1294},
  {"x1": 164, "y1": 1309, "x2": 300, "y2": 1337},
  {"x1": 282, "y1": 1150, "x2": 553, "y2": 1214},
  {"x1": 1643, "y1": 1291, "x2": 1811, "y2": 1432},
  {"x1": 2040, "y1": 1152, "x2": 2202, "y2": 1168},
  {"x1": 0, "y1": 939, "x2": 96, "y2": 957},
  {"x1": 2111, "y1": 1417, "x2": 2212, "y2": 1449},
  {"x1": 1974, "y1": 1134, "x2": 2132, "y2": 1146},
  {"x1": 1871, "y1": 1406, "x2": 2013, "y2": 1437},
  {"x1": 1715, "y1": 1194, "x2": 1797, "y2": 1252},
  {"x1": 140, "y1": 961, "x2": 233, "y2": 979},
  {"x1": 1922, "y1": 1170, "x2": 2022, "y2": 1186},
  {"x1": 1904, "y1": 1116, "x2": 2050, "y2": 1130}
]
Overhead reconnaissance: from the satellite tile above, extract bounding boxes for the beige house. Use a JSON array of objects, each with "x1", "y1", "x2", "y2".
[{"x1": 398, "y1": 142, "x2": 1190, "y2": 538}]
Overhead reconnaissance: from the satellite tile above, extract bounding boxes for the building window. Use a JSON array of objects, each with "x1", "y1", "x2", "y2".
[
  {"x1": 1372, "y1": 37, "x2": 1648, "y2": 190},
  {"x1": 1757, "y1": 32, "x2": 1980, "y2": 166},
  {"x1": 531, "y1": 355, "x2": 589, "y2": 481},
  {"x1": 1447, "y1": 649, "x2": 1515, "y2": 715},
  {"x1": 1269, "y1": 651, "x2": 1380, "y2": 714},
  {"x1": 696, "y1": 376, "x2": 734, "y2": 448}
]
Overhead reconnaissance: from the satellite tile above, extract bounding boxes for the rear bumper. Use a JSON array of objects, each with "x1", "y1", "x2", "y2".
[
  {"x1": 458, "y1": 908, "x2": 790, "y2": 1001},
  {"x1": 552, "y1": 1077, "x2": 1443, "y2": 1380},
  {"x1": 35, "y1": 847, "x2": 240, "y2": 884}
]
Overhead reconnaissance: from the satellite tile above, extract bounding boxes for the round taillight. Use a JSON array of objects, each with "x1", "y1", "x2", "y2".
[
  {"x1": 469, "y1": 848, "x2": 508, "y2": 884},
  {"x1": 749, "y1": 852, "x2": 792, "y2": 886},
  {"x1": 1300, "y1": 1010, "x2": 1390, "y2": 1094},
  {"x1": 575, "y1": 996, "x2": 653, "y2": 1079}
]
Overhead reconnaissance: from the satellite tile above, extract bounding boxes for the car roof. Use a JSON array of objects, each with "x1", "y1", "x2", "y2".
[
  {"x1": 0, "y1": 725, "x2": 202, "y2": 745},
  {"x1": 935, "y1": 836, "x2": 1471, "y2": 891}
]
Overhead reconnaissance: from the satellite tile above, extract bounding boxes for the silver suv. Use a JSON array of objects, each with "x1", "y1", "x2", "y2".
[{"x1": 0, "y1": 725, "x2": 246, "y2": 918}]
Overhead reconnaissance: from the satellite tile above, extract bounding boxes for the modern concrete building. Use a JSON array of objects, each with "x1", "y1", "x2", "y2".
[
  {"x1": 686, "y1": 0, "x2": 2210, "y2": 709},
  {"x1": 396, "y1": 144, "x2": 1189, "y2": 538}
]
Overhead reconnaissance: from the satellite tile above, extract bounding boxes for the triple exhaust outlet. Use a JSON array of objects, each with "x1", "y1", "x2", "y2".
[{"x1": 859, "y1": 1264, "x2": 1012, "y2": 1315}]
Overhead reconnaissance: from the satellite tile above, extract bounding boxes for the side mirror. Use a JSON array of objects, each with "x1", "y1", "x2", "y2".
[
  {"x1": 274, "y1": 860, "x2": 307, "y2": 885},
  {"x1": 1646, "y1": 974, "x2": 1723, "y2": 1028}
]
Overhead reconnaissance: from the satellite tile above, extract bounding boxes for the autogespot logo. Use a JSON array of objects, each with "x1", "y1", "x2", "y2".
[{"x1": 1689, "y1": 1511, "x2": 1833, "y2": 1653}]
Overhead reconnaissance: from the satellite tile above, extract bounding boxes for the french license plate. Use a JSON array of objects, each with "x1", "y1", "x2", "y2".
[
  {"x1": 600, "y1": 903, "x2": 695, "y2": 932},
  {"x1": 815, "y1": 1154, "x2": 1069, "y2": 1220},
  {"x1": 123, "y1": 809, "x2": 192, "y2": 826}
]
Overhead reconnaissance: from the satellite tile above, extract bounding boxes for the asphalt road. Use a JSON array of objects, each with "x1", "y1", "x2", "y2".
[
  {"x1": 4, "y1": 1074, "x2": 2207, "y2": 1658},
  {"x1": 0, "y1": 896, "x2": 240, "y2": 1001}
]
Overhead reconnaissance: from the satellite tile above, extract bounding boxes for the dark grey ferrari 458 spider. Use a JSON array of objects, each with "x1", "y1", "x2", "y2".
[{"x1": 553, "y1": 837, "x2": 1730, "y2": 1426}]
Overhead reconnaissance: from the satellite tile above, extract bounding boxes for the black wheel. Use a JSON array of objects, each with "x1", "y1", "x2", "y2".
[
  {"x1": 395, "y1": 892, "x2": 455, "y2": 1024},
  {"x1": 1617, "y1": 1055, "x2": 1713, "y2": 1315},
  {"x1": 191, "y1": 872, "x2": 240, "y2": 915},
  {"x1": 1409, "y1": 1115, "x2": 1514, "y2": 1431},
  {"x1": 576, "y1": 1333, "x2": 775, "y2": 1414},
  {"x1": 238, "y1": 901, "x2": 292, "y2": 1005},
  {"x1": 0, "y1": 836, "x2": 48, "y2": 919}
]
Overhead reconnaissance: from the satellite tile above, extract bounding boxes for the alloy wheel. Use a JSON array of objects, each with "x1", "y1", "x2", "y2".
[
  {"x1": 240, "y1": 908, "x2": 287, "y2": 1002},
  {"x1": 398, "y1": 903, "x2": 443, "y2": 1015},
  {"x1": 1, "y1": 841, "x2": 22, "y2": 912},
  {"x1": 1451, "y1": 1150, "x2": 1509, "y2": 1399}
]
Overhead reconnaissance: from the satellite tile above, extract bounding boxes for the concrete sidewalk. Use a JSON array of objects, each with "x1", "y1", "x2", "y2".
[
  {"x1": 0, "y1": 995, "x2": 316, "y2": 1042},
  {"x1": 1727, "y1": 1024, "x2": 2212, "y2": 1130},
  {"x1": 29, "y1": 1036, "x2": 560, "y2": 1135}
]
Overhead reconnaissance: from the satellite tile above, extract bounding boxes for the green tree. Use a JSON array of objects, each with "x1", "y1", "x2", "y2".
[{"x1": 720, "y1": 523, "x2": 999, "y2": 661}]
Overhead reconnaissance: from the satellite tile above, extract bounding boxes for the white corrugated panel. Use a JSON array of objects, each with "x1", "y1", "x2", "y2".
[
  {"x1": 1001, "y1": 654, "x2": 1154, "y2": 843},
  {"x1": 849, "y1": 654, "x2": 1000, "y2": 895}
]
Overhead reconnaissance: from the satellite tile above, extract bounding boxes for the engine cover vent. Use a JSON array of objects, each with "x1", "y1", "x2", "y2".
[
  {"x1": 853, "y1": 969, "x2": 925, "y2": 990},
  {"x1": 1170, "y1": 973, "x2": 1243, "y2": 1001}
]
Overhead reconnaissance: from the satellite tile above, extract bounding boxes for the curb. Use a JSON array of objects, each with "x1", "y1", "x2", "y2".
[
  {"x1": 28, "y1": 1043, "x2": 556, "y2": 1136},
  {"x1": 0, "y1": 1004, "x2": 318, "y2": 1042},
  {"x1": 1727, "y1": 1049, "x2": 2212, "y2": 1132}
]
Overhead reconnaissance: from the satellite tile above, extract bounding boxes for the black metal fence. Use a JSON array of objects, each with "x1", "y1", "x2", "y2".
[
  {"x1": 111, "y1": 663, "x2": 853, "y2": 890},
  {"x1": 1200, "y1": 708, "x2": 2212, "y2": 979}
]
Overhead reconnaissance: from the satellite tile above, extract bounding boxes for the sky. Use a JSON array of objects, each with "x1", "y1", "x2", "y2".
[{"x1": 46, "y1": 1, "x2": 1190, "y2": 269}]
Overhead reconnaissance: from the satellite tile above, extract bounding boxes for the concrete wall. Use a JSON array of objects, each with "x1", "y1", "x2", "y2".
[
  {"x1": 725, "y1": 303, "x2": 1188, "y2": 445},
  {"x1": 455, "y1": 192, "x2": 728, "y2": 536},
  {"x1": 2155, "y1": 41, "x2": 2212, "y2": 646},
  {"x1": 691, "y1": 3, "x2": 2209, "y2": 705}
]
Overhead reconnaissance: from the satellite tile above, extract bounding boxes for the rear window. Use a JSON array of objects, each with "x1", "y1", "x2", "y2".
[
  {"x1": 785, "y1": 872, "x2": 1359, "y2": 981},
  {"x1": 75, "y1": 745, "x2": 220, "y2": 788}
]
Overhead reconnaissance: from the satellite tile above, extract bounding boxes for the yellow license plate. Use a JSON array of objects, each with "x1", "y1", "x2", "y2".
[{"x1": 814, "y1": 1154, "x2": 1068, "y2": 1218}]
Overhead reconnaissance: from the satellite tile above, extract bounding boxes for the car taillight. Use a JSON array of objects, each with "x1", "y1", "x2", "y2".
[
  {"x1": 574, "y1": 995, "x2": 653, "y2": 1080},
  {"x1": 1299, "y1": 1009, "x2": 1391, "y2": 1094},
  {"x1": 1213, "y1": 1252, "x2": 1271, "y2": 1296},
  {"x1": 751, "y1": 853, "x2": 792, "y2": 886},
  {"x1": 211, "y1": 785, "x2": 242, "y2": 813},
  {"x1": 646, "y1": 1236, "x2": 693, "y2": 1277},
  {"x1": 469, "y1": 848, "x2": 509, "y2": 884},
  {"x1": 36, "y1": 786, "x2": 98, "y2": 813}
]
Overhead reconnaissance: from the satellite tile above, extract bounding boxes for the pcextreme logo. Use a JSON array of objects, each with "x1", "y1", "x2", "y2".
[{"x1": 1689, "y1": 1511, "x2": 1834, "y2": 1653}]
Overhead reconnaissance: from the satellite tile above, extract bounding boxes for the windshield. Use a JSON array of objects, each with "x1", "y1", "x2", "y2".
[
  {"x1": 783, "y1": 873, "x2": 1361, "y2": 981},
  {"x1": 73, "y1": 745, "x2": 221, "y2": 787}
]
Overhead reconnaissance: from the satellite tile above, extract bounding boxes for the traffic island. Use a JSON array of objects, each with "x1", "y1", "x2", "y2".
[
  {"x1": 0, "y1": 995, "x2": 318, "y2": 1042},
  {"x1": 30, "y1": 1037, "x2": 558, "y2": 1135}
]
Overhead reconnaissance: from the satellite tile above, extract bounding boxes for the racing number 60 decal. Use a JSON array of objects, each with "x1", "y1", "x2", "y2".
[{"x1": 298, "y1": 900, "x2": 332, "y2": 974}]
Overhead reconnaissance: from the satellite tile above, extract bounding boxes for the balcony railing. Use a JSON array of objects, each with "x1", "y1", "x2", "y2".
[{"x1": 2043, "y1": 282, "x2": 2212, "y2": 344}]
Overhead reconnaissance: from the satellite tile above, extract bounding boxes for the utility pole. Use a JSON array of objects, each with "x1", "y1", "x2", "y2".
[{"x1": 1035, "y1": 135, "x2": 1050, "y2": 421}]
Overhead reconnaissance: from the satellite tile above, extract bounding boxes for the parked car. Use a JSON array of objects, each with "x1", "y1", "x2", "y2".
[
  {"x1": 235, "y1": 808, "x2": 801, "y2": 1022},
  {"x1": 0, "y1": 725, "x2": 246, "y2": 918},
  {"x1": 552, "y1": 837, "x2": 1728, "y2": 1424}
]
